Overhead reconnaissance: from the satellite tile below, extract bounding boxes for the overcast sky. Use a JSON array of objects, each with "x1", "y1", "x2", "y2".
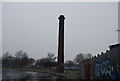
[
  {"x1": 0, "y1": 2, "x2": 2, "y2": 57},
  {"x1": 2, "y1": 2, "x2": 118, "y2": 61}
]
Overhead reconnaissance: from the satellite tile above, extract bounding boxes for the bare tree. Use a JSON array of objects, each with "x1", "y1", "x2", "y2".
[
  {"x1": 15, "y1": 50, "x2": 29, "y2": 67},
  {"x1": 85, "y1": 53, "x2": 92, "y2": 59},
  {"x1": 2, "y1": 52, "x2": 13, "y2": 67},
  {"x1": 2, "y1": 52, "x2": 12, "y2": 59},
  {"x1": 46, "y1": 53, "x2": 57, "y2": 62},
  {"x1": 35, "y1": 53, "x2": 57, "y2": 68},
  {"x1": 74, "y1": 53, "x2": 84, "y2": 64},
  {"x1": 65, "y1": 60, "x2": 75, "y2": 69},
  {"x1": 15, "y1": 50, "x2": 28, "y2": 59}
]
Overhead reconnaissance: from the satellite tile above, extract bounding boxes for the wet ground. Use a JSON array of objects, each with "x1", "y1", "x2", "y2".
[{"x1": 2, "y1": 69, "x2": 57, "y2": 81}]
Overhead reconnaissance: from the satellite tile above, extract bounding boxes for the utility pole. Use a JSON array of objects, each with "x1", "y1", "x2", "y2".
[{"x1": 57, "y1": 15, "x2": 65, "y2": 73}]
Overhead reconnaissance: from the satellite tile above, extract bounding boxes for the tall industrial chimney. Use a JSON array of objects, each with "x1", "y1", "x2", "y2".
[{"x1": 57, "y1": 15, "x2": 65, "y2": 73}]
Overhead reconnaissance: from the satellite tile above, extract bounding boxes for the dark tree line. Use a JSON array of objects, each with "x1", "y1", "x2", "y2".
[
  {"x1": 64, "y1": 53, "x2": 92, "y2": 69},
  {"x1": 2, "y1": 50, "x2": 92, "y2": 69},
  {"x1": 2, "y1": 50, "x2": 57, "y2": 69},
  {"x1": 74, "y1": 53, "x2": 92, "y2": 64},
  {"x1": 35, "y1": 53, "x2": 57, "y2": 69}
]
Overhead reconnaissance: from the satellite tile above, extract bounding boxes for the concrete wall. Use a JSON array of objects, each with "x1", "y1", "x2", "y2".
[{"x1": 79, "y1": 44, "x2": 120, "y2": 79}]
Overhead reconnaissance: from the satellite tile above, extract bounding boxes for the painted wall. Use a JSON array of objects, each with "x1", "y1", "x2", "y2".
[
  {"x1": 94, "y1": 59, "x2": 115, "y2": 79},
  {"x1": 79, "y1": 44, "x2": 120, "y2": 79}
]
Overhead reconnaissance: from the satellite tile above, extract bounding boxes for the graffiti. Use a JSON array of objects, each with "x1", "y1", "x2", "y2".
[
  {"x1": 100, "y1": 59, "x2": 113, "y2": 78},
  {"x1": 95, "y1": 59, "x2": 116, "y2": 79},
  {"x1": 95, "y1": 63, "x2": 100, "y2": 77}
]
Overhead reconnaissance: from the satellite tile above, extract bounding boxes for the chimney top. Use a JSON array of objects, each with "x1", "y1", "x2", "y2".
[{"x1": 58, "y1": 15, "x2": 65, "y2": 20}]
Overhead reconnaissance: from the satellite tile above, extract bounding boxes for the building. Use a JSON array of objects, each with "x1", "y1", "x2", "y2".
[{"x1": 79, "y1": 43, "x2": 120, "y2": 79}]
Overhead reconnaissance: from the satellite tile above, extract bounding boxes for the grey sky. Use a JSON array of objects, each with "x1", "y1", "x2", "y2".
[
  {"x1": 0, "y1": 2, "x2": 2, "y2": 57},
  {"x1": 119, "y1": 2, "x2": 120, "y2": 43},
  {"x1": 2, "y1": 2, "x2": 118, "y2": 61}
]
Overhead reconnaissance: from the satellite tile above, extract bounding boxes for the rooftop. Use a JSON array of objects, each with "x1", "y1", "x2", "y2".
[{"x1": 109, "y1": 43, "x2": 120, "y2": 50}]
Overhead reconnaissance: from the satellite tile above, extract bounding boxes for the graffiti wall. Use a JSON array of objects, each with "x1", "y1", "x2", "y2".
[
  {"x1": 94, "y1": 59, "x2": 116, "y2": 79},
  {"x1": 79, "y1": 43, "x2": 120, "y2": 80}
]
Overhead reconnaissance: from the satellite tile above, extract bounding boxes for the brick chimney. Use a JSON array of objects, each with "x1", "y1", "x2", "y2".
[{"x1": 57, "y1": 15, "x2": 65, "y2": 73}]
